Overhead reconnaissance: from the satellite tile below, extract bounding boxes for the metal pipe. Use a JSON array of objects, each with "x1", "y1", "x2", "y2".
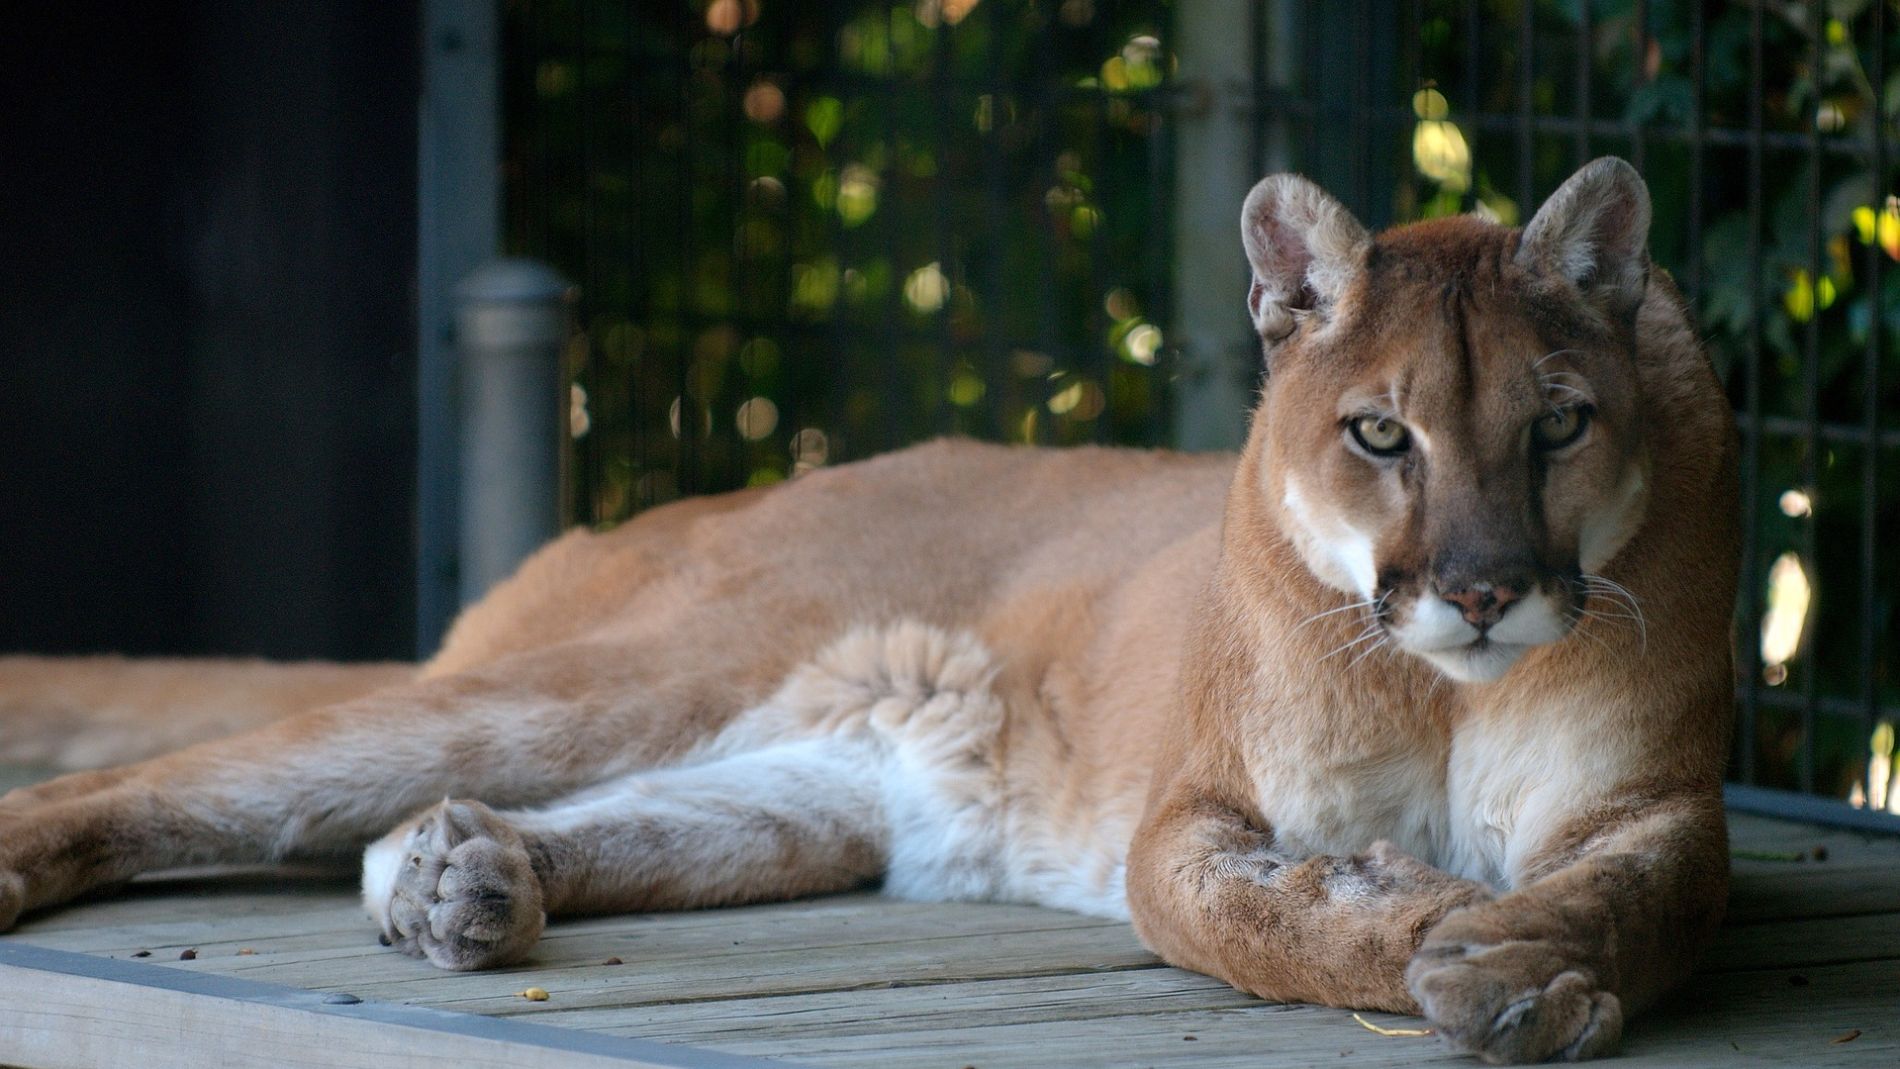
[
  {"x1": 1169, "y1": 0, "x2": 1259, "y2": 451},
  {"x1": 415, "y1": 0, "x2": 499, "y2": 657},
  {"x1": 455, "y1": 259, "x2": 572, "y2": 606}
]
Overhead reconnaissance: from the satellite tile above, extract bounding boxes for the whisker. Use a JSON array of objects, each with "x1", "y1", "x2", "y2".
[
  {"x1": 1563, "y1": 610, "x2": 1616, "y2": 654},
  {"x1": 1578, "y1": 578, "x2": 1634, "y2": 598},
  {"x1": 1582, "y1": 575, "x2": 1642, "y2": 605},
  {"x1": 1574, "y1": 608, "x2": 1636, "y2": 629},
  {"x1": 1291, "y1": 598, "x2": 1378, "y2": 634},
  {"x1": 1577, "y1": 589, "x2": 1640, "y2": 620},
  {"x1": 1578, "y1": 579, "x2": 1634, "y2": 598},
  {"x1": 1345, "y1": 637, "x2": 1390, "y2": 671},
  {"x1": 1576, "y1": 603, "x2": 1641, "y2": 622},
  {"x1": 1533, "y1": 348, "x2": 1584, "y2": 369},
  {"x1": 1318, "y1": 625, "x2": 1385, "y2": 663},
  {"x1": 1576, "y1": 574, "x2": 1648, "y2": 653},
  {"x1": 1580, "y1": 584, "x2": 1643, "y2": 616}
]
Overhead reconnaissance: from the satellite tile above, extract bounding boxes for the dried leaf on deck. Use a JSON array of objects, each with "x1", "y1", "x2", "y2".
[
  {"x1": 1731, "y1": 849, "x2": 1807, "y2": 862},
  {"x1": 1352, "y1": 1012, "x2": 1434, "y2": 1037}
]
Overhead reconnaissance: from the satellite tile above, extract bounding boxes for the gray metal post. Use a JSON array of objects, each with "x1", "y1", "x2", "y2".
[
  {"x1": 417, "y1": 0, "x2": 500, "y2": 656},
  {"x1": 1170, "y1": 0, "x2": 1295, "y2": 451},
  {"x1": 455, "y1": 259, "x2": 572, "y2": 606}
]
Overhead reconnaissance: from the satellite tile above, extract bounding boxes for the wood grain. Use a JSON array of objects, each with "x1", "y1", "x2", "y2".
[{"x1": 1, "y1": 767, "x2": 1894, "y2": 1069}]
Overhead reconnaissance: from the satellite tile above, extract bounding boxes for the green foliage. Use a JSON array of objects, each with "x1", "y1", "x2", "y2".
[{"x1": 506, "y1": 0, "x2": 1174, "y2": 519}]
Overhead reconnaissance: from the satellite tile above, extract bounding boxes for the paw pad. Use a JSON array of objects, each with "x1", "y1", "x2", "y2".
[{"x1": 377, "y1": 800, "x2": 546, "y2": 971}]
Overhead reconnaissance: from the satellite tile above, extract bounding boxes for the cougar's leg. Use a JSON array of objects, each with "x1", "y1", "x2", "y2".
[
  {"x1": 1406, "y1": 792, "x2": 1728, "y2": 1064},
  {"x1": 0, "y1": 639, "x2": 774, "y2": 929},
  {"x1": 0, "y1": 655, "x2": 414, "y2": 769},
  {"x1": 1125, "y1": 785, "x2": 1495, "y2": 1015},
  {"x1": 362, "y1": 736, "x2": 888, "y2": 970},
  {"x1": 359, "y1": 619, "x2": 1012, "y2": 971}
]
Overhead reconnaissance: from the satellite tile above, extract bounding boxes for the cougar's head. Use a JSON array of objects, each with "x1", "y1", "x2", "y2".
[{"x1": 1244, "y1": 158, "x2": 1656, "y2": 684}]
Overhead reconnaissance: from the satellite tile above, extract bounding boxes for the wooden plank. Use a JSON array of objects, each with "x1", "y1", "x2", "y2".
[
  {"x1": 48, "y1": 883, "x2": 1889, "y2": 1063},
  {"x1": 710, "y1": 1001, "x2": 1452, "y2": 1069},
  {"x1": 1702, "y1": 910, "x2": 1900, "y2": 972},
  {"x1": 0, "y1": 943, "x2": 799, "y2": 1069},
  {"x1": 1623, "y1": 956, "x2": 1894, "y2": 1068},
  {"x1": 10, "y1": 890, "x2": 1160, "y2": 1027},
  {"x1": 13, "y1": 870, "x2": 362, "y2": 944},
  {"x1": 3, "y1": 757, "x2": 1897, "y2": 1069},
  {"x1": 30, "y1": 865, "x2": 1895, "y2": 967},
  {"x1": 200, "y1": 918, "x2": 1161, "y2": 1012},
  {"x1": 655, "y1": 957, "x2": 1898, "y2": 1069},
  {"x1": 10, "y1": 843, "x2": 1897, "y2": 978},
  {"x1": 50, "y1": 873, "x2": 1894, "y2": 1006},
  {"x1": 531, "y1": 968, "x2": 1265, "y2": 1042},
  {"x1": 1727, "y1": 865, "x2": 1900, "y2": 923},
  {"x1": 1725, "y1": 810, "x2": 1900, "y2": 865},
  {"x1": 3, "y1": 911, "x2": 1884, "y2": 1069}
]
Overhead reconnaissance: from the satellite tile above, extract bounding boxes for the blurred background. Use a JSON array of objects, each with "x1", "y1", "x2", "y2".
[{"x1": 3, "y1": 0, "x2": 1896, "y2": 826}]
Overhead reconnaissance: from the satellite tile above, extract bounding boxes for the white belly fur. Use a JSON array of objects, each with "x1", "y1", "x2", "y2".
[{"x1": 705, "y1": 620, "x2": 1132, "y2": 919}]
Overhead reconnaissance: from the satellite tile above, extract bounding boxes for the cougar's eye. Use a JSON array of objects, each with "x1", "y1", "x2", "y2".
[
  {"x1": 1532, "y1": 405, "x2": 1592, "y2": 450},
  {"x1": 1349, "y1": 415, "x2": 1411, "y2": 457}
]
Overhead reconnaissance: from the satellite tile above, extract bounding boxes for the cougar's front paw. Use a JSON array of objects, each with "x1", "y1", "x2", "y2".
[
  {"x1": 1406, "y1": 932, "x2": 1621, "y2": 1064},
  {"x1": 364, "y1": 800, "x2": 546, "y2": 971}
]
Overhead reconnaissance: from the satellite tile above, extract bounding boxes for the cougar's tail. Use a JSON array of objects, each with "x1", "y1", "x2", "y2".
[{"x1": 0, "y1": 656, "x2": 415, "y2": 769}]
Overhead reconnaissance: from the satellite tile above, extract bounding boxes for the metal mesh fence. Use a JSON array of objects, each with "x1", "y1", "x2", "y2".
[{"x1": 505, "y1": 0, "x2": 1175, "y2": 515}]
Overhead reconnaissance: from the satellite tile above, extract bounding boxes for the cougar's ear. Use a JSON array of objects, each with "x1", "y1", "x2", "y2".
[
  {"x1": 1241, "y1": 174, "x2": 1369, "y2": 345},
  {"x1": 1516, "y1": 156, "x2": 1652, "y2": 321}
]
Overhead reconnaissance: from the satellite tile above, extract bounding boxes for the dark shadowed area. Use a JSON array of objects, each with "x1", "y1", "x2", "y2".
[{"x1": 0, "y1": 0, "x2": 419, "y2": 660}]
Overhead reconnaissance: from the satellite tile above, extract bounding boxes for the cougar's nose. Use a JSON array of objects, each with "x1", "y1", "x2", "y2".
[{"x1": 1440, "y1": 582, "x2": 1525, "y2": 629}]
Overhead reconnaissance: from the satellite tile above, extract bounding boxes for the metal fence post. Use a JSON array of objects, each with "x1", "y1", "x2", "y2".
[
  {"x1": 416, "y1": 0, "x2": 500, "y2": 657},
  {"x1": 1170, "y1": 0, "x2": 1272, "y2": 451},
  {"x1": 455, "y1": 259, "x2": 572, "y2": 606}
]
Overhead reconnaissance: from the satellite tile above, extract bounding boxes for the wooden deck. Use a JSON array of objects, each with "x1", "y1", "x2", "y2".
[{"x1": 0, "y1": 767, "x2": 1894, "y2": 1068}]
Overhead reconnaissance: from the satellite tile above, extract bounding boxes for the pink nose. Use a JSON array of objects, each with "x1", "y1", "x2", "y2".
[{"x1": 1440, "y1": 584, "x2": 1524, "y2": 629}]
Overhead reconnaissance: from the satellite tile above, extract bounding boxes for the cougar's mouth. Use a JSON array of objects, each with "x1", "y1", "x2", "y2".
[
  {"x1": 1390, "y1": 584, "x2": 1581, "y2": 684},
  {"x1": 1417, "y1": 635, "x2": 1534, "y2": 684}
]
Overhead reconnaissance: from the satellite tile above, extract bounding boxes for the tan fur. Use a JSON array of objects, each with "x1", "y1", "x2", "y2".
[
  {"x1": 0, "y1": 159, "x2": 1734, "y2": 1064},
  {"x1": 0, "y1": 656, "x2": 411, "y2": 768}
]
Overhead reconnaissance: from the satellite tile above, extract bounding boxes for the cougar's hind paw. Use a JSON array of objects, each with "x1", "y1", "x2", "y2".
[{"x1": 365, "y1": 800, "x2": 546, "y2": 971}]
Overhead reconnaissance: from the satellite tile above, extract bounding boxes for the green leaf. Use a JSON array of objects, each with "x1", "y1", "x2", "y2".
[{"x1": 805, "y1": 97, "x2": 843, "y2": 147}]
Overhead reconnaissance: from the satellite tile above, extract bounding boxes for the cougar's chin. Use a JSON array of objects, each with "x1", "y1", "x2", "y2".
[{"x1": 1415, "y1": 638, "x2": 1532, "y2": 684}]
